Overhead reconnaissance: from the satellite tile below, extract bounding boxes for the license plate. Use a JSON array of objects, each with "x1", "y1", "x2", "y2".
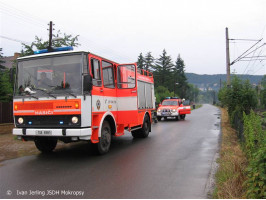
[
  {"x1": 162, "y1": 112, "x2": 170, "y2": 116},
  {"x1": 35, "y1": 130, "x2": 52, "y2": 135}
]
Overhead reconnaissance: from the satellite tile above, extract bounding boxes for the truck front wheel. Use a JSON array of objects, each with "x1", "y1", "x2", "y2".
[
  {"x1": 157, "y1": 116, "x2": 161, "y2": 121},
  {"x1": 132, "y1": 115, "x2": 150, "y2": 138},
  {"x1": 96, "y1": 121, "x2": 112, "y2": 155},
  {"x1": 34, "y1": 137, "x2": 57, "y2": 153},
  {"x1": 180, "y1": 114, "x2": 186, "y2": 120}
]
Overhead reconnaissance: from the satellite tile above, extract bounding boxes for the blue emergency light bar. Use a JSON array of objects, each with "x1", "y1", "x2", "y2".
[
  {"x1": 165, "y1": 97, "x2": 180, "y2": 99},
  {"x1": 34, "y1": 46, "x2": 73, "y2": 54}
]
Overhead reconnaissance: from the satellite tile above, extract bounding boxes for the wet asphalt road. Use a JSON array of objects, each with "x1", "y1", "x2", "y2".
[{"x1": 0, "y1": 104, "x2": 221, "y2": 199}]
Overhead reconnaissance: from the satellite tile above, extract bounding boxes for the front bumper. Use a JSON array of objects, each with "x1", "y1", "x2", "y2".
[
  {"x1": 157, "y1": 112, "x2": 179, "y2": 117},
  {"x1": 13, "y1": 128, "x2": 92, "y2": 140}
]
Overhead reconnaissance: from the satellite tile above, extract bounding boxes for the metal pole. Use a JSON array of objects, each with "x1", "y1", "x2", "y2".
[
  {"x1": 48, "y1": 21, "x2": 53, "y2": 51},
  {"x1": 226, "y1": 27, "x2": 230, "y2": 86}
]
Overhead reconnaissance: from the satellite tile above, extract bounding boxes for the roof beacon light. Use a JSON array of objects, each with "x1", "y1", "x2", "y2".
[{"x1": 34, "y1": 46, "x2": 73, "y2": 54}]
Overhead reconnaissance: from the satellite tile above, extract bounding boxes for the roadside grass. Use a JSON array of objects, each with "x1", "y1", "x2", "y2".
[{"x1": 213, "y1": 108, "x2": 248, "y2": 198}]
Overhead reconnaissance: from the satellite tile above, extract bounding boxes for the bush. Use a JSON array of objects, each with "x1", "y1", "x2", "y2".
[
  {"x1": 155, "y1": 86, "x2": 174, "y2": 103},
  {"x1": 218, "y1": 76, "x2": 257, "y2": 118},
  {"x1": 243, "y1": 111, "x2": 266, "y2": 198}
]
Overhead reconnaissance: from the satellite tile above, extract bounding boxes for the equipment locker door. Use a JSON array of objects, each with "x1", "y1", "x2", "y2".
[{"x1": 116, "y1": 64, "x2": 138, "y2": 125}]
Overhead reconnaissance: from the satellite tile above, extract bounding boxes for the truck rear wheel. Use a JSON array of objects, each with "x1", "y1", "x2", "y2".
[
  {"x1": 96, "y1": 121, "x2": 111, "y2": 155},
  {"x1": 34, "y1": 137, "x2": 57, "y2": 153},
  {"x1": 132, "y1": 115, "x2": 150, "y2": 138}
]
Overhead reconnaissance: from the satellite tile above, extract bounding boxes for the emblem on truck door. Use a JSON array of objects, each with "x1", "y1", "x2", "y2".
[{"x1": 96, "y1": 99, "x2": 101, "y2": 110}]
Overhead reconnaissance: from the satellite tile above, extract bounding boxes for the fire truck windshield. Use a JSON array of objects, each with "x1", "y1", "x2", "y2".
[
  {"x1": 162, "y1": 101, "x2": 178, "y2": 106},
  {"x1": 15, "y1": 54, "x2": 83, "y2": 98}
]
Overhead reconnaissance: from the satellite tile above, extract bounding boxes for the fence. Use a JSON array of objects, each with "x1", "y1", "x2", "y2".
[
  {"x1": 231, "y1": 111, "x2": 245, "y2": 143},
  {"x1": 0, "y1": 102, "x2": 13, "y2": 123}
]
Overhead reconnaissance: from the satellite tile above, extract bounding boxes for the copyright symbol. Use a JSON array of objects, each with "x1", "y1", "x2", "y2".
[{"x1": 6, "y1": 190, "x2": 12, "y2": 195}]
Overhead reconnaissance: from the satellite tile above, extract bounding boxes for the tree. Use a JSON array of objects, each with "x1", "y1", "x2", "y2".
[
  {"x1": 0, "y1": 70, "x2": 13, "y2": 102},
  {"x1": 218, "y1": 76, "x2": 257, "y2": 119},
  {"x1": 154, "y1": 49, "x2": 174, "y2": 89},
  {"x1": 0, "y1": 48, "x2": 6, "y2": 70},
  {"x1": 173, "y1": 54, "x2": 189, "y2": 98},
  {"x1": 20, "y1": 30, "x2": 80, "y2": 56},
  {"x1": 187, "y1": 83, "x2": 200, "y2": 103},
  {"x1": 155, "y1": 86, "x2": 174, "y2": 103},
  {"x1": 137, "y1": 53, "x2": 145, "y2": 70},
  {"x1": 144, "y1": 52, "x2": 154, "y2": 72}
]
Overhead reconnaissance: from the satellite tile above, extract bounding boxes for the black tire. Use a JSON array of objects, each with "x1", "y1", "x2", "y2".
[
  {"x1": 132, "y1": 115, "x2": 150, "y2": 138},
  {"x1": 34, "y1": 137, "x2": 57, "y2": 153},
  {"x1": 96, "y1": 121, "x2": 112, "y2": 155},
  {"x1": 180, "y1": 114, "x2": 186, "y2": 120},
  {"x1": 157, "y1": 116, "x2": 161, "y2": 121},
  {"x1": 175, "y1": 116, "x2": 179, "y2": 121}
]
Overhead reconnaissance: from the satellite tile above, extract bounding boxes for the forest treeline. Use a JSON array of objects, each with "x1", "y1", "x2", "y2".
[{"x1": 137, "y1": 50, "x2": 200, "y2": 103}]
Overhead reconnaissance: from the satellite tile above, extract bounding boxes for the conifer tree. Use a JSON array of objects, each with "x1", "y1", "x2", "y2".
[
  {"x1": 137, "y1": 53, "x2": 145, "y2": 70},
  {"x1": 144, "y1": 52, "x2": 154, "y2": 72},
  {"x1": 174, "y1": 54, "x2": 189, "y2": 98},
  {"x1": 154, "y1": 49, "x2": 174, "y2": 89}
]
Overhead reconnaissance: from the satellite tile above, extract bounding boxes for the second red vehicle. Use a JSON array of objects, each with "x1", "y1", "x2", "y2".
[{"x1": 157, "y1": 97, "x2": 191, "y2": 121}]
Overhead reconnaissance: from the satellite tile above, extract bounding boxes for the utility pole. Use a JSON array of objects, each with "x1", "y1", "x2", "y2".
[
  {"x1": 220, "y1": 78, "x2": 222, "y2": 90},
  {"x1": 225, "y1": 27, "x2": 230, "y2": 86},
  {"x1": 48, "y1": 21, "x2": 53, "y2": 52}
]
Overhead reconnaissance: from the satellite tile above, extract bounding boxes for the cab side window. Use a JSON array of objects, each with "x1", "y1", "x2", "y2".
[
  {"x1": 91, "y1": 58, "x2": 102, "y2": 86},
  {"x1": 102, "y1": 61, "x2": 115, "y2": 88}
]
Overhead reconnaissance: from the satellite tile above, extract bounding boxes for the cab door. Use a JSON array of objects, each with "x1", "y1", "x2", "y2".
[
  {"x1": 101, "y1": 60, "x2": 117, "y2": 118},
  {"x1": 116, "y1": 64, "x2": 138, "y2": 125}
]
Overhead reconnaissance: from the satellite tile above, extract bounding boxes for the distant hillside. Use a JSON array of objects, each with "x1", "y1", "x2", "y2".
[{"x1": 185, "y1": 73, "x2": 264, "y2": 91}]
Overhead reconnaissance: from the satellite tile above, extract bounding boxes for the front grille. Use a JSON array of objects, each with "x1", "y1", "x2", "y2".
[
  {"x1": 18, "y1": 103, "x2": 54, "y2": 110},
  {"x1": 162, "y1": 109, "x2": 171, "y2": 112},
  {"x1": 15, "y1": 115, "x2": 81, "y2": 128}
]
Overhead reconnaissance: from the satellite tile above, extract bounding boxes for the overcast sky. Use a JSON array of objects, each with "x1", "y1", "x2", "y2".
[{"x1": 0, "y1": 0, "x2": 266, "y2": 75}]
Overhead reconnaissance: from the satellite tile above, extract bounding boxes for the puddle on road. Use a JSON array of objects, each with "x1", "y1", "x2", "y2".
[{"x1": 211, "y1": 129, "x2": 220, "y2": 135}]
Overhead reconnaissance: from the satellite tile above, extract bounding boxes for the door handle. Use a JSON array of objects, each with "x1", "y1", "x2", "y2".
[{"x1": 100, "y1": 88, "x2": 103, "y2": 92}]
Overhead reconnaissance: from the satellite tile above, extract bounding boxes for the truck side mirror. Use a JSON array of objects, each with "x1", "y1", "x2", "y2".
[
  {"x1": 83, "y1": 74, "x2": 92, "y2": 92},
  {"x1": 159, "y1": 103, "x2": 162, "y2": 107}
]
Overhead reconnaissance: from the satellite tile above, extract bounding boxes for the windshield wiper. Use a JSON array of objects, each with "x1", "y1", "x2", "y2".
[
  {"x1": 65, "y1": 91, "x2": 77, "y2": 98},
  {"x1": 47, "y1": 85, "x2": 77, "y2": 99},
  {"x1": 34, "y1": 88, "x2": 57, "y2": 99},
  {"x1": 23, "y1": 93, "x2": 38, "y2": 100}
]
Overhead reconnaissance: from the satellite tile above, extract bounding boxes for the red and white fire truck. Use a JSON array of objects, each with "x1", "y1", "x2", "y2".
[
  {"x1": 13, "y1": 47, "x2": 155, "y2": 154},
  {"x1": 157, "y1": 97, "x2": 191, "y2": 121}
]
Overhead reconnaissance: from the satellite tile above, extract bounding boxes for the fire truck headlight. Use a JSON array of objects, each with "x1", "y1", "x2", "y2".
[
  {"x1": 71, "y1": 116, "x2": 79, "y2": 124},
  {"x1": 157, "y1": 109, "x2": 161, "y2": 112},
  {"x1": 18, "y1": 117, "x2": 24, "y2": 124},
  {"x1": 171, "y1": 109, "x2": 177, "y2": 112}
]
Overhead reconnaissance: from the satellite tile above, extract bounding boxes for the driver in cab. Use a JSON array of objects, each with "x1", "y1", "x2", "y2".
[{"x1": 38, "y1": 72, "x2": 52, "y2": 89}]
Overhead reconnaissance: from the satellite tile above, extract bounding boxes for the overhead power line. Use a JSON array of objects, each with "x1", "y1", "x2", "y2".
[
  {"x1": 229, "y1": 39, "x2": 261, "y2": 41},
  {"x1": 0, "y1": 35, "x2": 30, "y2": 44},
  {"x1": 230, "y1": 39, "x2": 263, "y2": 65}
]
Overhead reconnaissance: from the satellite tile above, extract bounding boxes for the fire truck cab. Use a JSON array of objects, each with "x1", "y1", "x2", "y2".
[
  {"x1": 157, "y1": 97, "x2": 191, "y2": 121},
  {"x1": 13, "y1": 48, "x2": 155, "y2": 154}
]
